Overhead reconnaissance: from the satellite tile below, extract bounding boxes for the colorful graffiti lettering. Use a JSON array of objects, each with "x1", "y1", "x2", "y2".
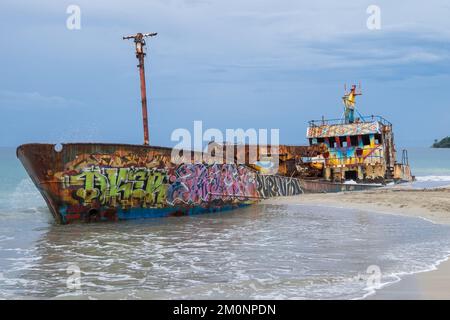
[
  {"x1": 63, "y1": 166, "x2": 167, "y2": 207},
  {"x1": 61, "y1": 163, "x2": 261, "y2": 208},
  {"x1": 256, "y1": 175, "x2": 303, "y2": 198},
  {"x1": 325, "y1": 144, "x2": 383, "y2": 167},
  {"x1": 58, "y1": 151, "x2": 304, "y2": 218},
  {"x1": 166, "y1": 163, "x2": 257, "y2": 205}
]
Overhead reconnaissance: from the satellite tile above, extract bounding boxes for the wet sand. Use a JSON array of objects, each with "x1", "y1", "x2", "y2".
[{"x1": 263, "y1": 187, "x2": 450, "y2": 299}]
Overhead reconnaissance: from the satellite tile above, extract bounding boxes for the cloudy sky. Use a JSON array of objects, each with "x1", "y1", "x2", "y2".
[{"x1": 1, "y1": 0, "x2": 449, "y2": 148}]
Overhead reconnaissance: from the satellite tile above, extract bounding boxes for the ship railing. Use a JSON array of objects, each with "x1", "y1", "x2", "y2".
[{"x1": 308, "y1": 115, "x2": 392, "y2": 127}]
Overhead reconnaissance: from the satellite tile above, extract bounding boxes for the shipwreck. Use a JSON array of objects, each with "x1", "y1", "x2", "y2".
[{"x1": 17, "y1": 33, "x2": 413, "y2": 224}]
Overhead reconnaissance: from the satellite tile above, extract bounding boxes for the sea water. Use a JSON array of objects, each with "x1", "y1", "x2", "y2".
[
  {"x1": 0, "y1": 147, "x2": 450, "y2": 299},
  {"x1": 407, "y1": 147, "x2": 450, "y2": 189}
]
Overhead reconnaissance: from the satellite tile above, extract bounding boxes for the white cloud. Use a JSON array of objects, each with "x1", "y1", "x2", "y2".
[{"x1": 2, "y1": 0, "x2": 449, "y2": 75}]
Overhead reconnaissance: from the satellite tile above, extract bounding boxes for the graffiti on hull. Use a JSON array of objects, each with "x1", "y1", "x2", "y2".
[
  {"x1": 60, "y1": 162, "x2": 260, "y2": 209},
  {"x1": 62, "y1": 166, "x2": 167, "y2": 207},
  {"x1": 256, "y1": 175, "x2": 303, "y2": 198},
  {"x1": 167, "y1": 163, "x2": 258, "y2": 205},
  {"x1": 56, "y1": 151, "x2": 304, "y2": 218}
]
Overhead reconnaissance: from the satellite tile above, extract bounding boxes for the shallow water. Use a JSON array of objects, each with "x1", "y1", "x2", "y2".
[
  {"x1": 1, "y1": 147, "x2": 450, "y2": 299},
  {"x1": 406, "y1": 147, "x2": 450, "y2": 189},
  {"x1": 1, "y1": 202, "x2": 450, "y2": 299}
]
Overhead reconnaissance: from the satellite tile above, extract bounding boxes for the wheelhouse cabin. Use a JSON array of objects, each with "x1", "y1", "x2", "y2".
[{"x1": 304, "y1": 86, "x2": 413, "y2": 183}]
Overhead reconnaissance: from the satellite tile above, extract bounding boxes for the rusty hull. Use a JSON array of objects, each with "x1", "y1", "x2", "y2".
[
  {"x1": 17, "y1": 142, "x2": 384, "y2": 224},
  {"x1": 16, "y1": 143, "x2": 173, "y2": 223},
  {"x1": 16, "y1": 143, "x2": 307, "y2": 224}
]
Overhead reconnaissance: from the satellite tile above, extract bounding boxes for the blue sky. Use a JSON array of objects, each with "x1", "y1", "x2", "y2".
[{"x1": 1, "y1": 0, "x2": 449, "y2": 148}]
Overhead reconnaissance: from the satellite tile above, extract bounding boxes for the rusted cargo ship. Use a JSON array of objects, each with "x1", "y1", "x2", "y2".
[{"x1": 17, "y1": 33, "x2": 413, "y2": 224}]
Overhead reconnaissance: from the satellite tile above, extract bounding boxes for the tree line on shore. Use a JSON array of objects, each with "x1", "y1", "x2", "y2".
[{"x1": 432, "y1": 137, "x2": 450, "y2": 148}]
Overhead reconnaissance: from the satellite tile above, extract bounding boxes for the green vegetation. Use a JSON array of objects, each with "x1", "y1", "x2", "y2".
[{"x1": 432, "y1": 137, "x2": 450, "y2": 148}]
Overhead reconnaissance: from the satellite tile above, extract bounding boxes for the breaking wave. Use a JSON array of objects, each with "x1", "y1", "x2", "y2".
[
  {"x1": 7, "y1": 178, "x2": 44, "y2": 210},
  {"x1": 415, "y1": 175, "x2": 450, "y2": 182}
]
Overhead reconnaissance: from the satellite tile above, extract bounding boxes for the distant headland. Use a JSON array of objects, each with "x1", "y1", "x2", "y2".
[{"x1": 432, "y1": 137, "x2": 450, "y2": 148}]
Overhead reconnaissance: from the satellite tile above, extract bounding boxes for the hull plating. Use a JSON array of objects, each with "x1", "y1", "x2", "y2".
[{"x1": 16, "y1": 143, "x2": 303, "y2": 224}]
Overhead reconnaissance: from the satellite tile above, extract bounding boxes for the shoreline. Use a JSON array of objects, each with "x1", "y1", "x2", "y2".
[{"x1": 263, "y1": 187, "x2": 450, "y2": 299}]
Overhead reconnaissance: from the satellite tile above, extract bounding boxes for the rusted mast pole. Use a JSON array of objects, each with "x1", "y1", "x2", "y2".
[{"x1": 123, "y1": 32, "x2": 157, "y2": 145}]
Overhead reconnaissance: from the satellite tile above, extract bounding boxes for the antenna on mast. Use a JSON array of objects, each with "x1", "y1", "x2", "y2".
[{"x1": 123, "y1": 32, "x2": 157, "y2": 146}]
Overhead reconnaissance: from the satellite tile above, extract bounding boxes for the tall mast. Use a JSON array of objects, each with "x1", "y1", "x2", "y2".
[{"x1": 123, "y1": 32, "x2": 157, "y2": 145}]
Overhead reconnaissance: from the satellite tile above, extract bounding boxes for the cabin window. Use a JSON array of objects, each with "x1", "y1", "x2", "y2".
[
  {"x1": 329, "y1": 137, "x2": 336, "y2": 148},
  {"x1": 350, "y1": 136, "x2": 359, "y2": 147},
  {"x1": 310, "y1": 138, "x2": 325, "y2": 145},
  {"x1": 339, "y1": 136, "x2": 348, "y2": 148},
  {"x1": 345, "y1": 171, "x2": 358, "y2": 181},
  {"x1": 362, "y1": 135, "x2": 371, "y2": 146},
  {"x1": 374, "y1": 134, "x2": 382, "y2": 145}
]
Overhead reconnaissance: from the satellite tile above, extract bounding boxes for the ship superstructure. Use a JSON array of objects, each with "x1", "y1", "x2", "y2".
[{"x1": 304, "y1": 85, "x2": 413, "y2": 183}]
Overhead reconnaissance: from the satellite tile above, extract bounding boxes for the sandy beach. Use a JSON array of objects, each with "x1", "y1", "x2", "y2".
[{"x1": 263, "y1": 186, "x2": 450, "y2": 299}]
